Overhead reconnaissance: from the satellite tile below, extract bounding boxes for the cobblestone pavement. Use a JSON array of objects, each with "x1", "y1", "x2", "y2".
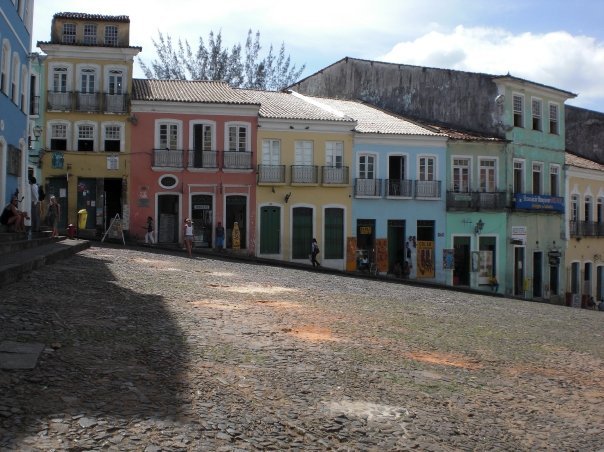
[{"x1": 1, "y1": 245, "x2": 603, "y2": 451}]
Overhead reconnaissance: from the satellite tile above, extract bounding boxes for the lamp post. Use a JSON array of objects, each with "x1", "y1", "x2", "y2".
[{"x1": 474, "y1": 219, "x2": 484, "y2": 235}]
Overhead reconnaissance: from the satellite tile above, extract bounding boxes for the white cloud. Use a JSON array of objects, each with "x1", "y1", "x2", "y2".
[{"x1": 380, "y1": 26, "x2": 604, "y2": 110}]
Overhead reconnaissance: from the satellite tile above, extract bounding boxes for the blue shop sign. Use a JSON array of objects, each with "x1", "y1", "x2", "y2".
[{"x1": 513, "y1": 193, "x2": 564, "y2": 212}]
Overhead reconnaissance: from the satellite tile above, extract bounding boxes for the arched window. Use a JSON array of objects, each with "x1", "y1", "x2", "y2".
[
  {"x1": 1, "y1": 40, "x2": 11, "y2": 95},
  {"x1": 11, "y1": 53, "x2": 20, "y2": 103}
]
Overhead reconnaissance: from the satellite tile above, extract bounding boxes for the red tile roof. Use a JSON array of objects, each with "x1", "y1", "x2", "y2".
[{"x1": 131, "y1": 79, "x2": 259, "y2": 105}]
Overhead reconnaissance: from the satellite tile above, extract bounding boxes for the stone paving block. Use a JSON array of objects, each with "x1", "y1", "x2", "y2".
[{"x1": 0, "y1": 341, "x2": 45, "y2": 369}]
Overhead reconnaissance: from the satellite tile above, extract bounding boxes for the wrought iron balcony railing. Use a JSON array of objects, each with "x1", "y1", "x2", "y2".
[
  {"x1": 322, "y1": 166, "x2": 349, "y2": 185},
  {"x1": 569, "y1": 221, "x2": 604, "y2": 237},
  {"x1": 291, "y1": 165, "x2": 319, "y2": 184},
  {"x1": 354, "y1": 178, "x2": 382, "y2": 197},
  {"x1": 386, "y1": 179, "x2": 414, "y2": 197},
  {"x1": 415, "y1": 180, "x2": 441, "y2": 198},
  {"x1": 258, "y1": 164, "x2": 286, "y2": 183},
  {"x1": 188, "y1": 150, "x2": 218, "y2": 169},
  {"x1": 153, "y1": 149, "x2": 184, "y2": 168},
  {"x1": 447, "y1": 191, "x2": 508, "y2": 210},
  {"x1": 223, "y1": 151, "x2": 252, "y2": 169}
]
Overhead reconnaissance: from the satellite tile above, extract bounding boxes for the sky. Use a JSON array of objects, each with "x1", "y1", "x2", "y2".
[{"x1": 31, "y1": 0, "x2": 604, "y2": 112}]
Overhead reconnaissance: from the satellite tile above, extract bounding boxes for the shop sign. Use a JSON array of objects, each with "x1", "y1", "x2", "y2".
[
  {"x1": 511, "y1": 226, "x2": 527, "y2": 245},
  {"x1": 513, "y1": 193, "x2": 564, "y2": 212}
]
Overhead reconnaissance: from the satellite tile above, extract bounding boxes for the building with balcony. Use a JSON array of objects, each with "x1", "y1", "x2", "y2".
[
  {"x1": 129, "y1": 79, "x2": 259, "y2": 251},
  {"x1": 36, "y1": 12, "x2": 141, "y2": 234},
  {"x1": 1, "y1": 0, "x2": 33, "y2": 207},
  {"x1": 290, "y1": 57, "x2": 576, "y2": 300},
  {"x1": 564, "y1": 152, "x2": 604, "y2": 306},
  {"x1": 237, "y1": 89, "x2": 355, "y2": 270},
  {"x1": 312, "y1": 96, "x2": 448, "y2": 281}
]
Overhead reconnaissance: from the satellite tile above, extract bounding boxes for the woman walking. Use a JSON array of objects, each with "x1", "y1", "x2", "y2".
[
  {"x1": 183, "y1": 218, "x2": 194, "y2": 258},
  {"x1": 47, "y1": 196, "x2": 61, "y2": 238}
]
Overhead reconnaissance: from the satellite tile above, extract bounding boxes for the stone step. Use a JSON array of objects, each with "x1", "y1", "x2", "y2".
[
  {"x1": 0, "y1": 235, "x2": 59, "y2": 255},
  {"x1": 0, "y1": 239, "x2": 91, "y2": 287}
]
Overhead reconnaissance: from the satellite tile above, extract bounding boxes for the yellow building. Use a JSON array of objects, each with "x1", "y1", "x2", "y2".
[
  {"x1": 238, "y1": 90, "x2": 355, "y2": 270},
  {"x1": 37, "y1": 13, "x2": 140, "y2": 234},
  {"x1": 564, "y1": 152, "x2": 604, "y2": 306}
]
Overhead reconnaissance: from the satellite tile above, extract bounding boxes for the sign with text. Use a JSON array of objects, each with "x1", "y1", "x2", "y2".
[{"x1": 513, "y1": 193, "x2": 564, "y2": 212}]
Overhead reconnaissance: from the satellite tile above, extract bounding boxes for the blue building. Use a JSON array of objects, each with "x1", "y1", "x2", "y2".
[
  {"x1": 311, "y1": 96, "x2": 448, "y2": 281},
  {"x1": 0, "y1": 0, "x2": 33, "y2": 206}
]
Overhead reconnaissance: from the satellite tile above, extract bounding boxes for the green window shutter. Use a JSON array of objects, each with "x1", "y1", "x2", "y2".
[{"x1": 324, "y1": 208, "x2": 344, "y2": 259}]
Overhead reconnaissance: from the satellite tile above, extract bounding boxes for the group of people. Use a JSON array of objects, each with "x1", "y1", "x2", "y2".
[
  {"x1": 1, "y1": 178, "x2": 60, "y2": 238},
  {"x1": 143, "y1": 217, "x2": 225, "y2": 258}
]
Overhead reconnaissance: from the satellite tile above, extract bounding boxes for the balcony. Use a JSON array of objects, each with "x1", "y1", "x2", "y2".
[
  {"x1": 322, "y1": 166, "x2": 349, "y2": 185},
  {"x1": 386, "y1": 179, "x2": 413, "y2": 197},
  {"x1": 223, "y1": 151, "x2": 252, "y2": 169},
  {"x1": 188, "y1": 150, "x2": 218, "y2": 169},
  {"x1": 103, "y1": 93, "x2": 128, "y2": 113},
  {"x1": 154, "y1": 149, "x2": 184, "y2": 168},
  {"x1": 258, "y1": 164, "x2": 286, "y2": 184},
  {"x1": 76, "y1": 91, "x2": 101, "y2": 112},
  {"x1": 291, "y1": 165, "x2": 319, "y2": 184},
  {"x1": 415, "y1": 180, "x2": 441, "y2": 198},
  {"x1": 447, "y1": 191, "x2": 508, "y2": 211},
  {"x1": 354, "y1": 178, "x2": 382, "y2": 197},
  {"x1": 47, "y1": 91, "x2": 73, "y2": 111},
  {"x1": 569, "y1": 221, "x2": 604, "y2": 237},
  {"x1": 46, "y1": 91, "x2": 129, "y2": 113}
]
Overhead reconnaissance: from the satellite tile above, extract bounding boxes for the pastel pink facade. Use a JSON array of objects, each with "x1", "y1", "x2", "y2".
[{"x1": 129, "y1": 79, "x2": 259, "y2": 253}]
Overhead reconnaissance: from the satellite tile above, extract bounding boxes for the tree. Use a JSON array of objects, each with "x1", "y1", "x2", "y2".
[{"x1": 139, "y1": 29, "x2": 305, "y2": 91}]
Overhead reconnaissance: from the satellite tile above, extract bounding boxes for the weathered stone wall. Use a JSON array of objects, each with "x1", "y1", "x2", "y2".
[
  {"x1": 566, "y1": 106, "x2": 604, "y2": 163},
  {"x1": 291, "y1": 58, "x2": 503, "y2": 136}
]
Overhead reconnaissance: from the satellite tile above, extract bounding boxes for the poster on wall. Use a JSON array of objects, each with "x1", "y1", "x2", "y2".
[
  {"x1": 478, "y1": 250, "x2": 493, "y2": 284},
  {"x1": 443, "y1": 249, "x2": 455, "y2": 270},
  {"x1": 417, "y1": 241, "x2": 435, "y2": 278}
]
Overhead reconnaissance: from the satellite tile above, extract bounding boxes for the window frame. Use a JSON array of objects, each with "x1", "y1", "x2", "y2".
[
  {"x1": 189, "y1": 120, "x2": 216, "y2": 151},
  {"x1": 513, "y1": 93, "x2": 524, "y2": 128},
  {"x1": 358, "y1": 153, "x2": 376, "y2": 179},
  {"x1": 451, "y1": 156, "x2": 470, "y2": 192},
  {"x1": 479, "y1": 158, "x2": 497, "y2": 192},
  {"x1": 1, "y1": 39, "x2": 10, "y2": 96},
  {"x1": 513, "y1": 158, "x2": 525, "y2": 193},
  {"x1": 101, "y1": 122, "x2": 123, "y2": 152},
  {"x1": 83, "y1": 24, "x2": 97, "y2": 45},
  {"x1": 531, "y1": 162, "x2": 543, "y2": 195},
  {"x1": 156, "y1": 120, "x2": 182, "y2": 150},
  {"x1": 418, "y1": 155, "x2": 436, "y2": 182},
  {"x1": 104, "y1": 25, "x2": 118, "y2": 46},
  {"x1": 531, "y1": 97, "x2": 542, "y2": 131},
  {"x1": 294, "y1": 140, "x2": 314, "y2": 165},
  {"x1": 549, "y1": 164, "x2": 560, "y2": 196},
  {"x1": 261, "y1": 139, "x2": 281, "y2": 165},
  {"x1": 325, "y1": 141, "x2": 344, "y2": 168},
  {"x1": 548, "y1": 102, "x2": 559, "y2": 135},
  {"x1": 48, "y1": 120, "x2": 70, "y2": 151},
  {"x1": 11, "y1": 52, "x2": 19, "y2": 104},
  {"x1": 62, "y1": 23, "x2": 76, "y2": 44},
  {"x1": 225, "y1": 122, "x2": 251, "y2": 152},
  {"x1": 75, "y1": 121, "x2": 96, "y2": 152}
]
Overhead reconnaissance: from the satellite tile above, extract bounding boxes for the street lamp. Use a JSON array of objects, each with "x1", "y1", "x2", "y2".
[{"x1": 474, "y1": 219, "x2": 484, "y2": 235}]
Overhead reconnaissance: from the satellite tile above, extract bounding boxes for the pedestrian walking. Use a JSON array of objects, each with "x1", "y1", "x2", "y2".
[
  {"x1": 143, "y1": 216, "x2": 155, "y2": 244},
  {"x1": 310, "y1": 238, "x2": 320, "y2": 268},
  {"x1": 183, "y1": 218, "x2": 194, "y2": 257},
  {"x1": 215, "y1": 221, "x2": 225, "y2": 250},
  {"x1": 47, "y1": 195, "x2": 61, "y2": 238},
  {"x1": 29, "y1": 176, "x2": 40, "y2": 232}
]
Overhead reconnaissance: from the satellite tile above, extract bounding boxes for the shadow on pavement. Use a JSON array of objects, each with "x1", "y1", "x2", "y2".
[{"x1": 0, "y1": 252, "x2": 190, "y2": 447}]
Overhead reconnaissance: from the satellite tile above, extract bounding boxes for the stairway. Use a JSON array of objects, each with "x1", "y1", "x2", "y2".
[{"x1": 0, "y1": 231, "x2": 90, "y2": 287}]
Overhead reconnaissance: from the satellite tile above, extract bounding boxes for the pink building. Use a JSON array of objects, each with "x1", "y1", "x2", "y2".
[{"x1": 129, "y1": 80, "x2": 259, "y2": 253}]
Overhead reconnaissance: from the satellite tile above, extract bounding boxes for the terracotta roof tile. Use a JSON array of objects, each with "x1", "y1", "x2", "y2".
[
  {"x1": 131, "y1": 79, "x2": 259, "y2": 105},
  {"x1": 565, "y1": 152, "x2": 604, "y2": 171},
  {"x1": 296, "y1": 94, "x2": 443, "y2": 136},
  {"x1": 53, "y1": 12, "x2": 130, "y2": 22},
  {"x1": 236, "y1": 89, "x2": 354, "y2": 122}
]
